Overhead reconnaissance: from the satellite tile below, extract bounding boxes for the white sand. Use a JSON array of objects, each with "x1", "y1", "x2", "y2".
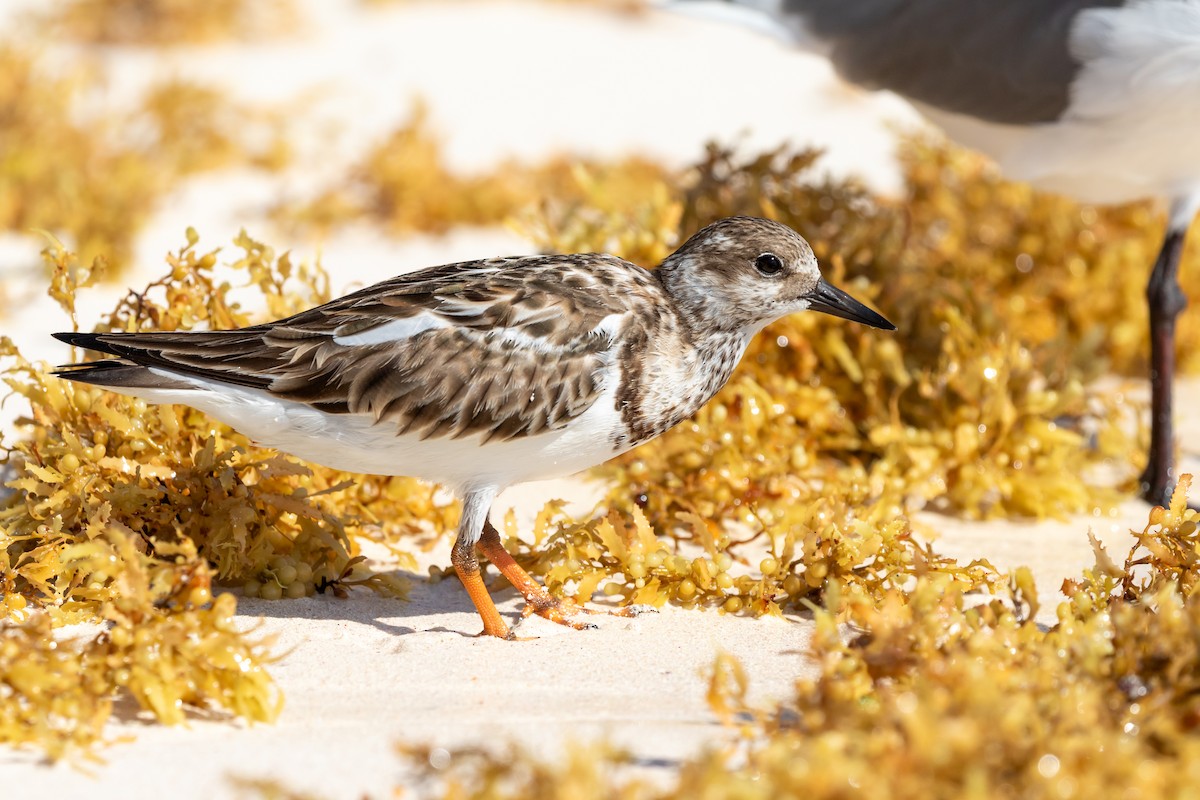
[
  {"x1": 1, "y1": 2, "x2": 1191, "y2": 797},
  {"x1": 6, "y1": 464, "x2": 1192, "y2": 798},
  {"x1": 6, "y1": 598, "x2": 815, "y2": 797}
]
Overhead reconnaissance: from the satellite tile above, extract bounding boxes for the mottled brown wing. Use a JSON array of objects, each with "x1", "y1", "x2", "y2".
[
  {"x1": 308, "y1": 255, "x2": 636, "y2": 348},
  {"x1": 267, "y1": 325, "x2": 613, "y2": 442},
  {"x1": 62, "y1": 255, "x2": 644, "y2": 442}
]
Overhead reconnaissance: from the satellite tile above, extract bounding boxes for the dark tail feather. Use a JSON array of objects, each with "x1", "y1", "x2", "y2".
[
  {"x1": 53, "y1": 330, "x2": 169, "y2": 388},
  {"x1": 52, "y1": 359, "x2": 191, "y2": 390},
  {"x1": 52, "y1": 331, "x2": 127, "y2": 358},
  {"x1": 52, "y1": 329, "x2": 273, "y2": 391}
]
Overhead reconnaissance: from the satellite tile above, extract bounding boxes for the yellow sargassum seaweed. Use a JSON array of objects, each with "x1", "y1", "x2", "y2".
[
  {"x1": 0, "y1": 48, "x2": 288, "y2": 278},
  {"x1": 0, "y1": 233, "x2": 454, "y2": 756},
  {"x1": 348, "y1": 483, "x2": 1200, "y2": 800},
  {"x1": 42, "y1": 0, "x2": 298, "y2": 44},
  {"x1": 1, "y1": 534, "x2": 280, "y2": 761},
  {"x1": 283, "y1": 102, "x2": 673, "y2": 261}
]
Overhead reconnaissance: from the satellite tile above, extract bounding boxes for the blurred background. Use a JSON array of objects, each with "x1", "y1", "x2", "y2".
[{"x1": 0, "y1": 0, "x2": 919, "y2": 368}]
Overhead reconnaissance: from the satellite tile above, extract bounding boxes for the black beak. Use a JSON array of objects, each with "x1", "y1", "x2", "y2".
[{"x1": 805, "y1": 278, "x2": 895, "y2": 330}]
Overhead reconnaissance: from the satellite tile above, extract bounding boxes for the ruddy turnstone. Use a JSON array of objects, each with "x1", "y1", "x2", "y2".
[
  {"x1": 678, "y1": 0, "x2": 1200, "y2": 505},
  {"x1": 53, "y1": 216, "x2": 894, "y2": 639}
]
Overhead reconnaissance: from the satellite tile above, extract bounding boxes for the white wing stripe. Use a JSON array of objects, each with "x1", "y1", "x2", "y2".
[
  {"x1": 334, "y1": 306, "x2": 627, "y2": 354},
  {"x1": 333, "y1": 313, "x2": 450, "y2": 346}
]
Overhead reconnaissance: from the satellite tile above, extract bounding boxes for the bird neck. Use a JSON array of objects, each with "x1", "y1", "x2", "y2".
[
  {"x1": 615, "y1": 319, "x2": 754, "y2": 449},
  {"x1": 656, "y1": 256, "x2": 754, "y2": 337}
]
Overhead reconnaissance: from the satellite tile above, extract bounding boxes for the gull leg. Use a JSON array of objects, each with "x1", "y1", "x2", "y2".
[
  {"x1": 1139, "y1": 208, "x2": 1193, "y2": 506},
  {"x1": 477, "y1": 518, "x2": 648, "y2": 630}
]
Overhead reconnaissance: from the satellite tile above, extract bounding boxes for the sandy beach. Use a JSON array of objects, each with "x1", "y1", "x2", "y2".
[{"x1": 6, "y1": 465, "x2": 1190, "y2": 798}]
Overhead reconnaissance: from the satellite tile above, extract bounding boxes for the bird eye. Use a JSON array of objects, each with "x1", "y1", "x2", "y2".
[{"x1": 755, "y1": 253, "x2": 784, "y2": 276}]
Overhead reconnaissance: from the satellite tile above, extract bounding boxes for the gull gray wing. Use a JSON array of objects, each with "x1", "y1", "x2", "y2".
[{"x1": 783, "y1": 0, "x2": 1125, "y2": 124}]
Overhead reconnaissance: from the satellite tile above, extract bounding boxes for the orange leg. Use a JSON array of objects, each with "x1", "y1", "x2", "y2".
[
  {"x1": 450, "y1": 532, "x2": 511, "y2": 639},
  {"x1": 477, "y1": 519, "x2": 647, "y2": 630}
]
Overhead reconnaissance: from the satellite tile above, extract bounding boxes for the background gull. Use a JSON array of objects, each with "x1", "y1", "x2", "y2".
[{"x1": 679, "y1": 0, "x2": 1200, "y2": 505}]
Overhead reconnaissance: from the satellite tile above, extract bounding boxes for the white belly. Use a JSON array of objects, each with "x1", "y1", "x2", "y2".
[{"x1": 119, "y1": 371, "x2": 630, "y2": 494}]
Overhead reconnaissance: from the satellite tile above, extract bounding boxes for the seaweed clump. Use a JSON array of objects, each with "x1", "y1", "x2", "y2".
[
  {"x1": 495, "y1": 489, "x2": 998, "y2": 618},
  {"x1": 320, "y1": 482, "x2": 1200, "y2": 800},
  {"x1": 677, "y1": 478, "x2": 1200, "y2": 799},
  {"x1": 0, "y1": 233, "x2": 453, "y2": 756},
  {"x1": 281, "y1": 103, "x2": 676, "y2": 266},
  {"x1": 1, "y1": 554, "x2": 278, "y2": 761},
  {"x1": 0, "y1": 49, "x2": 288, "y2": 277}
]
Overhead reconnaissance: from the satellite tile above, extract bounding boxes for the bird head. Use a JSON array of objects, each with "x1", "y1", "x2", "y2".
[{"x1": 657, "y1": 216, "x2": 894, "y2": 334}]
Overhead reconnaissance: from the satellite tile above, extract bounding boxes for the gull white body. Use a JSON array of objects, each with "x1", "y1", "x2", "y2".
[
  {"x1": 942, "y1": 1, "x2": 1200, "y2": 211},
  {"x1": 682, "y1": 0, "x2": 1200, "y2": 211}
]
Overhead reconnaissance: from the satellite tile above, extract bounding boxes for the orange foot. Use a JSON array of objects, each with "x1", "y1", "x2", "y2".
[
  {"x1": 519, "y1": 591, "x2": 654, "y2": 631},
  {"x1": 478, "y1": 520, "x2": 655, "y2": 634}
]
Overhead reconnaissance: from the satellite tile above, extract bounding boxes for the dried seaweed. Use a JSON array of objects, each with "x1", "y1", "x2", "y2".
[
  {"x1": 279, "y1": 102, "x2": 674, "y2": 259},
  {"x1": 680, "y1": 479, "x2": 1200, "y2": 800},
  {"x1": 1, "y1": 534, "x2": 280, "y2": 759},
  {"x1": 0, "y1": 234, "x2": 451, "y2": 756},
  {"x1": 499, "y1": 489, "x2": 998, "y2": 617},
  {"x1": 0, "y1": 50, "x2": 288, "y2": 278}
]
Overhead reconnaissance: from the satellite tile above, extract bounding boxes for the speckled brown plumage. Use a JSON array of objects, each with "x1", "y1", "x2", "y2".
[
  {"x1": 58, "y1": 254, "x2": 662, "y2": 444},
  {"x1": 53, "y1": 216, "x2": 895, "y2": 638}
]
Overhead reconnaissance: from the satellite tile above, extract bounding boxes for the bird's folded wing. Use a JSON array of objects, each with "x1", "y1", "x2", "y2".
[{"x1": 61, "y1": 255, "x2": 638, "y2": 443}]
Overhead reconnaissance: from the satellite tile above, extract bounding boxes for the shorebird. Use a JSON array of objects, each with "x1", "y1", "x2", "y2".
[
  {"x1": 53, "y1": 216, "x2": 894, "y2": 639},
  {"x1": 677, "y1": 0, "x2": 1200, "y2": 506}
]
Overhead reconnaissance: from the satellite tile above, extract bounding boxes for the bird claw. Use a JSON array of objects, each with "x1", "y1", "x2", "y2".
[
  {"x1": 619, "y1": 603, "x2": 658, "y2": 617},
  {"x1": 518, "y1": 595, "x2": 649, "y2": 630},
  {"x1": 519, "y1": 597, "x2": 598, "y2": 630}
]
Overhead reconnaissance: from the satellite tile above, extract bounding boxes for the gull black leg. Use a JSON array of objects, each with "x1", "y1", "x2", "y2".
[{"x1": 1139, "y1": 222, "x2": 1190, "y2": 506}]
